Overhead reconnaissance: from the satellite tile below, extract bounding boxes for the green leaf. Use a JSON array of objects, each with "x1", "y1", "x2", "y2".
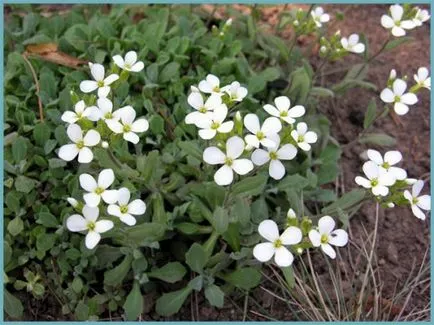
[
  {"x1": 178, "y1": 141, "x2": 202, "y2": 161},
  {"x1": 204, "y1": 284, "x2": 224, "y2": 308},
  {"x1": 123, "y1": 281, "x2": 143, "y2": 321},
  {"x1": 12, "y1": 137, "x2": 27, "y2": 163},
  {"x1": 223, "y1": 267, "x2": 262, "y2": 290},
  {"x1": 36, "y1": 211, "x2": 58, "y2": 228},
  {"x1": 36, "y1": 233, "x2": 56, "y2": 252},
  {"x1": 310, "y1": 87, "x2": 334, "y2": 97},
  {"x1": 121, "y1": 222, "x2": 166, "y2": 245},
  {"x1": 276, "y1": 174, "x2": 309, "y2": 191},
  {"x1": 7, "y1": 217, "x2": 24, "y2": 236},
  {"x1": 222, "y1": 223, "x2": 241, "y2": 252},
  {"x1": 149, "y1": 115, "x2": 165, "y2": 135},
  {"x1": 359, "y1": 133, "x2": 396, "y2": 146},
  {"x1": 159, "y1": 62, "x2": 180, "y2": 83},
  {"x1": 5, "y1": 191, "x2": 20, "y2": 214},
  {"x1": 384, "y1": 37, "x2": 414, "y2": 51},
  {"x1": 212, "y1": 206, "x2": 228, "y2": 234},
  {"x1": 155, "y1": 286, "x2": 193, "y2": 316},
  {"x1": 231, "y1": 198, "x2": 250, "y2": 226},
  {"x1": 71, "y1": 277, "x2": 83, "y2": 293},
  {"x1": 138, "y1": 150, "x2": 160, "y2": 183},
  {"x1": 251, "y1": 197, "x2": 269, "y2": 223},
  {"x1": 148, "y1": 262, "x2": 187, "y2": 283},
  {"x1": 231, "y1": 174, "x2": 268, "y2": 197},
  {"x1": 33, "y1": 122, "x2": 51, "y2": 146},
  {"x1": 363, "y1": 98, "x2": 377, "y2": 129},
  {"x1": 151, "y1": 193, "x2": 167, "y2": 224},
  {"x1": 288, "y1": 66, "x2": 311, "y2": 104},
  {"x1": 14, "y1": 175, "x2": 36, "y2": 193},
  {"x1": 185, "y1": 243, "x2": 207, "y2": 273},
  {"x1": 322, "y1": 189, "x2": 366, "y2": 214},
  {"x1": 281, "y1": 266, "x2": 295, "y2": 289},
  {"x1": 104, "y1": 254, "x2": 133, "y2": 286},
  {"x1": 4, "y1": 289, "x2": 24, "y2": 319},
  {"x1": 74, "y1": 301, "x2": 89, "y2": 321}
]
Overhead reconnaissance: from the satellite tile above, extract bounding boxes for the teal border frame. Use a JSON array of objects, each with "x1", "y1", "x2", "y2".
[{"x1": 1, "y1": 1, "x2": 432, "y2": 323}]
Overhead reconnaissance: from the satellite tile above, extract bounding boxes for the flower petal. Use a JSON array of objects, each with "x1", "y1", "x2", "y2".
[
  {"x1": 394, "y1": 102, "x2": 409, "y2": 115},
  {"x1": 85, "y1": 231, "x2": 101, "y2": 249},
  {"x1": 388, "y1": 167, "x2": 407, "y2": 180},
  {"x1": 280, "y1": 226, "x2": 302, "y2": 245},
  {"x1": 83, "y1": 193, "x2": 101, "y2": 207},
  {"x1": 101, "y1": 190, "x2": 119, "y2": 204},
  {"x1": 128, "y1": 199, "x2": 146, "y2": 215},
  {"x1": 245, "y1": 134, "x2": 260, "y2": 148},
  {"x1": 262, "y1": 117, "x2": 282, "y2": 135},
  {"x1": 384, "y1": 151, "x2": 402, "y2": 165},
  {"x1": 198, "y1": 128, "x2": 217, "y2": 140},
  {"x1": 124, "y1": 51, "x2": 137, "y2": 65},
  {"x1": 417, "y1": 195, "x2": 431, "y2": 211},
  {"x1": 253, "y1": 242, "x2": 275, "y2": 262},
  {"x1": 400, "y1": 93, "x2": 418, "y2": 105},
  {"x1": 381, "y1": 15, "x2": 394, "y2": 28},
  {"x1": 411, "y1": 205, "x2": 426, "y2": 220},
  {"x1": 363, "y1": 161, "x2": 379, "y2": 179},
  {"x1": 95, "y1": 220, "x2": 113, "y2": 233},
  {"x1": 61, "y1": 111, "x2": 78, "y2": 124},
  {"x1": 412, "y1": 180, "x2": 424, "y2": 197},
  {"x1": 226, "y1": 136, "x2": 245, "y2": 159},
  {"x1": 112, "y1": 55, "x2": 124, "y2": 68},
  {"x1": 232, "y1": 159, "x2": 254, "y2": 176},
  {"x1": 355, "y1": 176, "x2": 371, "y2": 188},
  {"x1": 203, "y1": 147, "x2": 226, "y2": 165},
  {"x1": 218, "y1": 121, "x2": 234, "y2": 133},
  {"x1": 83, "y1": 205, "x2": 99, "y2": 221},
  {"x1": 98, "y1": 169, "x2": 115, "y2": 189},
  {"x1": 91, "y1": 63, "x2": 105, "y2": 81},
  {"x1": 367, "y1": 149, "x2": 383, "y2": 165},
  {"x1": 214, "y1": 165, "x2": 233, "y2": 186},
  {"x1": 120, "y1": 214, "x2": 137, "y2": 226},
  {"x1": 288, "y1": 105, "x2": 305, "y2": 118},
  {"x1": 98, "y1": 86, "x2": 111, "y2": 98},
  {"x1": 66, "y1": 214, "x2": 87, "y2": 232},
  {"x1": 263, "y1": 104, "x2": 280, "y2": 117},
  {"x1": 258, "y1": 219, "x2": 280, "y2": 242},
  {"x1": 390, "y1": 4, "x2": 403, "y2": 21},
  {"x1": 80, "y1": 80, "x2": 98, "y2": 93},
  {"x1": 318, "y1": 216, "x2": 335, "y2": 235},
  {"x1": 187, "y1": 92, "x2": 204, "y2": 110},
  {"x1": 131, "y1": 119, "x2": 149, "y2": 133},
  {"x1": 309, "y1": 230, "x2": 321, "y2": 247},
  {"x1": 371, "y1": 185, "x2": 389, "y2": 196},
  {"x1": 329, "y1": 229, "x2": 348, "y2": 247},
  {"x1": 80, "y1": 174, "x2": 97, "y2": 192},
  {"x1": 269, "y1": 159, "x2": 285, "y2": 180},
  {"x1": 380, "y1": 88, "x2": 395, "y2": 103},
  {"x1": 244, "y1": 113, "x2": 260, "y2": 134},
  {"x1": 296, "y1": 122, "x2": 308, "y2": 135},
  {"x1": 321, "y1": 243, "x2": 336, "y2": 259},
  {"x1": 106, "y1": 120, "x2": 124, "y2": 133},
  {"x1": 277, "y1": 144, "x2": 297, "y2": 160},
  {"x1": 104, "y1": 74, "x2": 119, "y2": 86},
  {"x1": 251, "y1": 149, "x2": 270, "y2": 166},
  {"x1": 130, "y1": 61, "x2": 144, "y2": 72},
  {"x1": 78, "y1": 147, "x2": 94, "y2": 163},
  {"x1": 67, "y1": 124, "x2": 83, "y2": 143},
  {"x1": 107, "y1": 204, "x2": 122, "y2": 218},
  {"x1": 117, "y1": 187, "x2": 131, "y2": 205},
  {"x1": 304, "y1": 131, "x2": 318, "y2": 144},
  {"x1": 58, "y1": 144, "x2": 79, "y2": 161},
  {"x1": 123, "y1": 131, "x2": 140, "y2": 144},
  {"x1": 274, "y1": 247, "x2": 294, "y2": 267},
  {"x1": 83, "y1": 130, "x2": 101, "y2": 147},
  {"x1": 274, "y1": 96, "x2": 290, "y2": 111}
]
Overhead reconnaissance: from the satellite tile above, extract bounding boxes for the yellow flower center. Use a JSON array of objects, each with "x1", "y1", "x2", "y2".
[
  {"x1": 124, "y1": 63, "x2": 131, "y2": 70},
  {"x1": 97, "y1": 80, "x2": 105, "y2": 87},
  {"x1": 224, "y1": 157, "x2": 233, "y2": 166},
  {"x1": 320, "y1": 234, "x2": 329, "y2": 244},
  {"x1": 213, "y1": 86, "x2": 220, "y2": 92},
  {"x1": 199, "y1": 107, "x2": 207, "y2": 113},
  {"x1": 297, "y1": 135, "x2": 304, "y2": 143},
  {"x1": 370, "y1": 178, "x2": 379, "y2": 187},
  {"x1": 76, "y1": 140, "x2": 85, "y2": 149},
  {"x1": 280, "y1": 111, "x2": 288, "y2": 117},
  {"x1": 87, "y1": 221, "x2": 96, "y2": 231},
  {"x1": 95, "y1": 187, "x2": 104, "y2": 195},
  {"x1": 256, "y1": 131, "x2": 265, "y2": 140},
  {"x1": 211, "y1": 122, "x2": 220, "y2": 130},
  {"x1": 273, "y1": 239, "x2": 283, "y2": 248},
  {"x1": 382, "y1": 162, "x2": 390, "y2": 169},
  {"x1": 123, "y1": 124, "x2": 131, "y2": 133},
  {"x1": 412, "y1": 198, "x2": 419, "y2": 205},
  {"x1": 269, "y1": 151, "x2": 278, "y2": 160},
  {"x1": 120, "y1": 205, "x2": 129, "y2": 214},
  {"x1": 105, "y1": 112, "x2": 113, "y2": 119},
  {"x1": 394, "y1": 95, "x2": 401, "y2": 102}
]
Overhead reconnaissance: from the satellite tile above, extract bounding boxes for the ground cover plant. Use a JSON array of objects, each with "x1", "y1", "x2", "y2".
[{"x1": 3, "y1": 3, "x2": 431, "y2": 321}]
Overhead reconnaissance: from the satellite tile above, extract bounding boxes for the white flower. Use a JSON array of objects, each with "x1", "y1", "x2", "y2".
[
  {"x1": 414, "y1": 67, "x2": 431, "y2": 90},
  {"x1": 355, "y1": 161, "x2": 396, "y2": 196},
  {"x1": 380, "y1": 79, "x2": 418, "y2": 115},
  {"x1": 413, "y1": 8, "x2": 430, "y2": 26},
  {"x1": 203, "y1": 136, "x2": 254, "y2": 186},
  {"x1": 79, "y1": 169, "x2": 119, "y2": 207},
  {"x1": 221, "y1": 81, "x2": 248, "y2": 102},
  {"x1": 66, "y1": 205, "x2": 113, "y2": 249},
  {"x1": 79, "y1": 63, "x2": 119, "y2": 98},
  {"x1": 198, "y1": 74, "x2": 224, "y2": 96},
  {"x1": 225, "y1": 18, "x2": 233, "y2": 26},
  {"x1": 291, "y1": 122, "x2": 317, "y2": 151},
  {"x1": 244, "y1": 114, "x2": 282, "y2": 148},
  {"x1": 67, "y1": 198, "x2": 79, "y2": 208},
  {"x1": 381, "y1": 4, "x2": 416, "y2": 37},
  {"x1": 96, "y1": 97, "x2": 118, "y2": 123},
  {"x1": 196, "y1": 104, "x2": 233, "y2": 140},
  {"x1": 263, "y1": 96, "x2": 305, "y2": 125},
  {"x1": 105, "y1": 106, "x2": 149, "y2": 144},
  {"x1": 185, "y1": 92, "x2": 220, "y2": 125},
  {"x1": 61, "y1": 100, "x2": 100, "y2": 124},
  {"x1": 309, "y1": 216, "x2": 348, "y2": 259},
  {"x1": 340, "y1": 34, "x2": 365, "y2": 54},
  {"x1": 251, "y1": 134, "x2": 297, "y2": 180},
  {"x1": 311, "y1": 7, "x2": 330, "y2": 28},
  {"x1": 107, "y1": 187, "x2": 146, "y2": 226},
  {"x1": 253, "y1": 220, "x2": 302, "y2": 267},
  {"x1": 112, "y1": 51, "x2": 144, "y2": 72},
  {"x1": 366, "y1": 149, "x2": 407, "y2": 181},
  {"x1": 58, "y1": 124, "x2": 101, "y2": 163},
  {"x1": 404, "y1": 180, "x2": 431, "y2": 220}
]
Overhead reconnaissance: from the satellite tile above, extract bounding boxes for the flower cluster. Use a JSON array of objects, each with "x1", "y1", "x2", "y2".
[
  {"x1": 320, "y1": 31, "x2": 365, "y2": 60},
  {"x1": 381, "y1": 4, "x2": 430, "y2": 37},
  {"x1": 58, "y1": 51, "x2": 149, "y2": 249},
  {"x1": 380, "y1": 67, "x2": 430, "y2": 115},
  {"x1": 253, "y1": 211, "x2": 348, "y2": 267},
  {"x1": 355, "y1": 149, "x2": 431, "y2": 220},
  {"x1": 185, "y1": 74, "x2": 318, "y2": 185}
]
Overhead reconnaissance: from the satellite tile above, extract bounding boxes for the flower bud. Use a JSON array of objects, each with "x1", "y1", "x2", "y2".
[
  {"x1": 244, "y1": 144, "x2": 254, "y2": 152},
  {"x1": 67, "y1": 198, "x2": 78, "y2": 208},
  {"x1": 235, "y1": 111, "x2": 242, "y2": 122},
  {"x1": 191, "y1": 85, "x2": 200, "y2": 93},
  {"x1": 293, "y1": 20, "x2": 299, "y2": 26},
  {"x1": 320, "y1": 46, "x2": 327, "y2": 53},
  {"x1": 387, "y1": 202, "x2": 395, "y2": 208},
  {"x1": 225, "y1": 18, "x2": 233, "y2": 26},
  {"x1": 101, "y1": 141, "x2": 109, "y2": 148},
  {"x1": 296, "y1": 247, "x2": 303, "y2": 255},
  {"x1": 287, "y1": 208, "x2": 296, "y2": 219},
  {"x1": 405, "y1": 178, "x2": 418, "y2": 185}
]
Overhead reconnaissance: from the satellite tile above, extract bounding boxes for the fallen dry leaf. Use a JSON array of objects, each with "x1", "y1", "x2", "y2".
[{"x1": 24, "y1": 43, "x2": 88, "y2": 68}]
